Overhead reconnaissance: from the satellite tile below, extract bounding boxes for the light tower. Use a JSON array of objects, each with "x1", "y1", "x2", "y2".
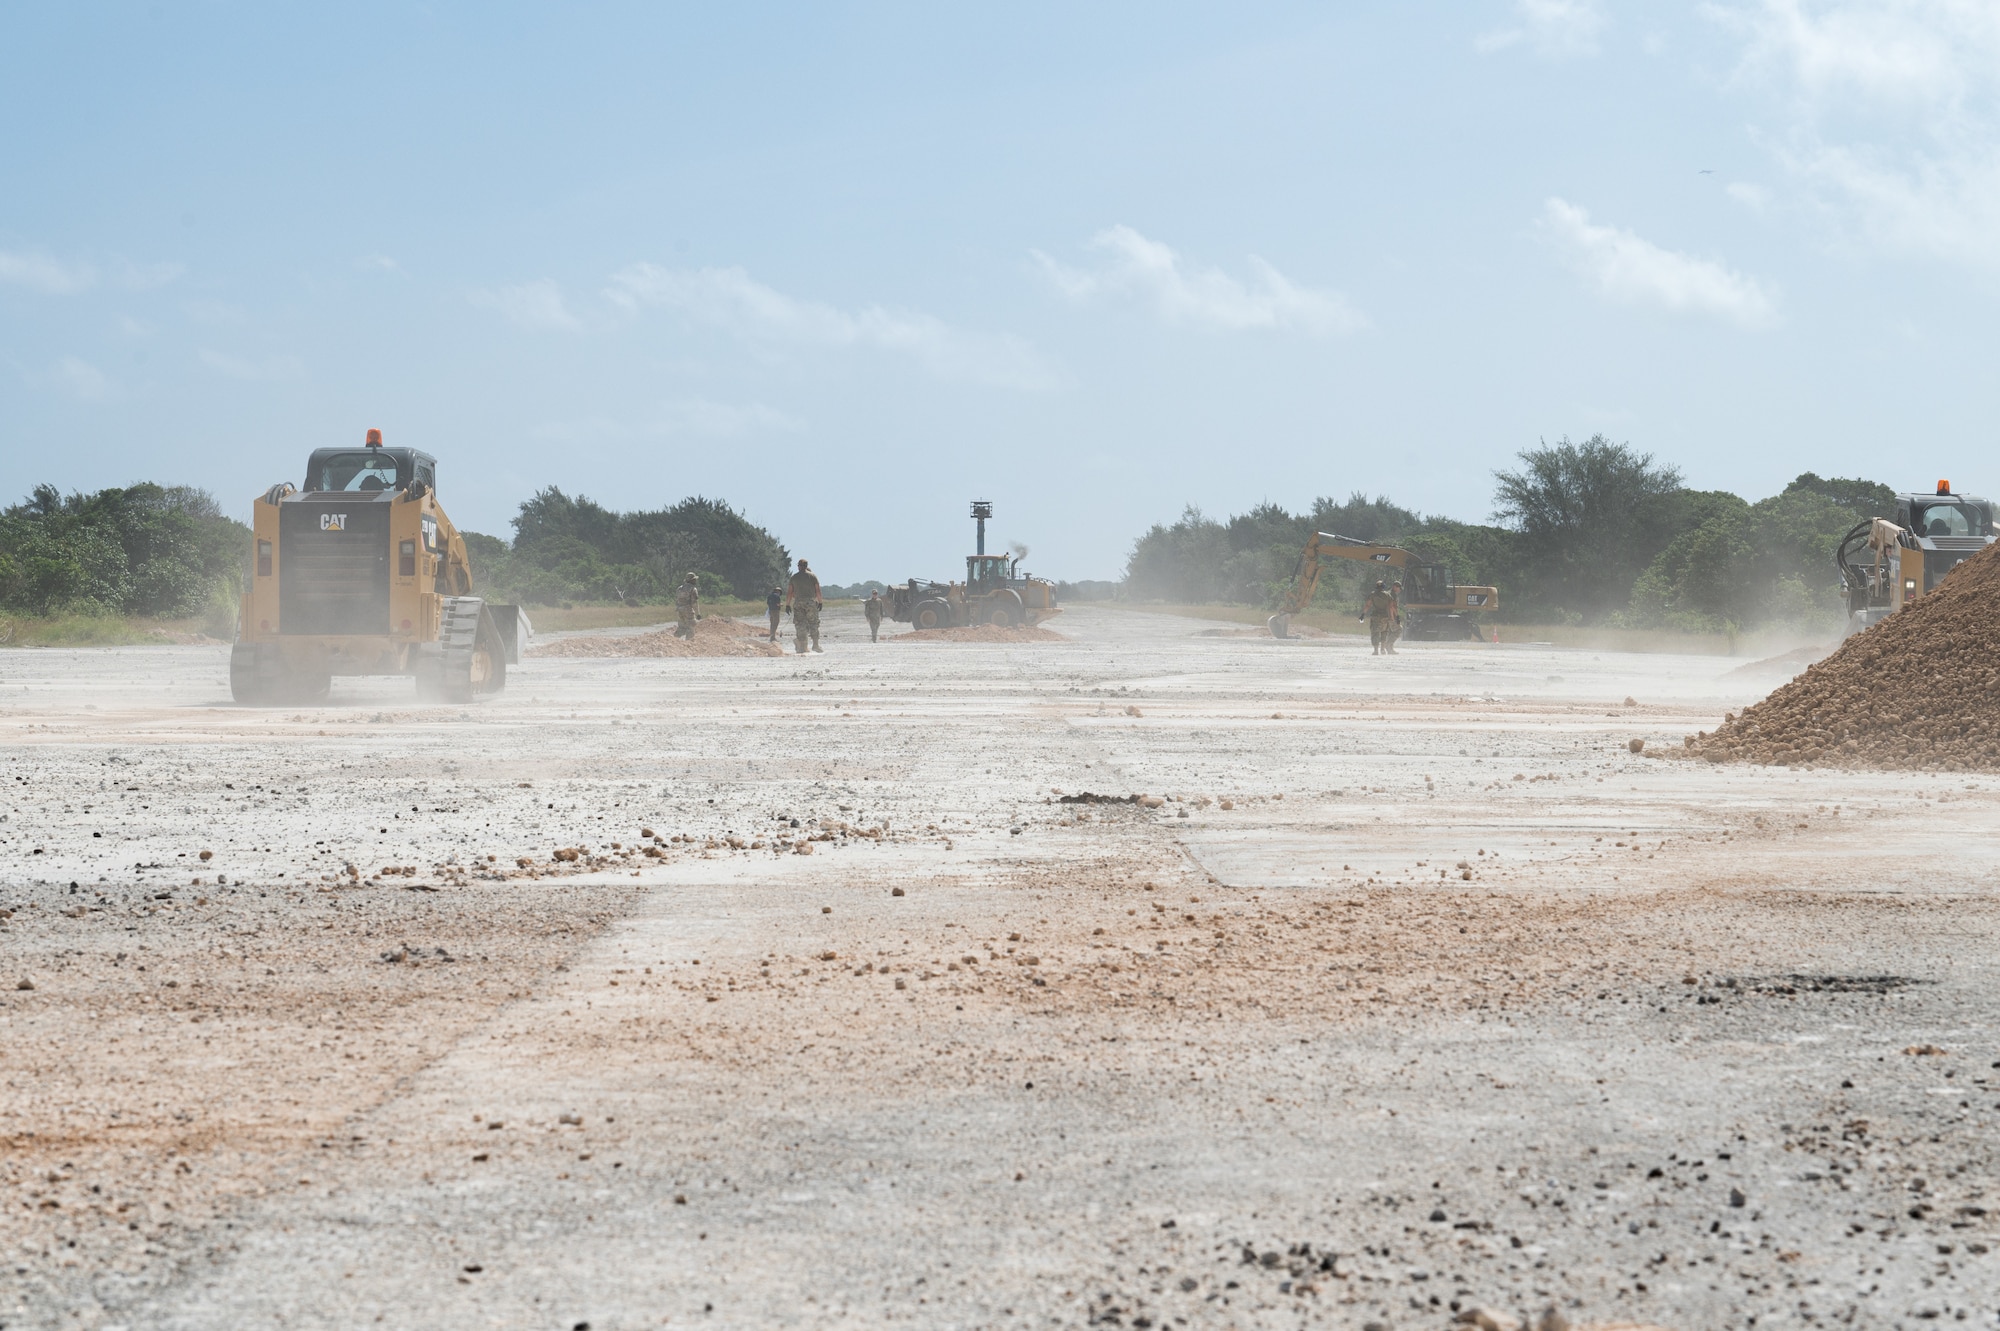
[{"x1": 971, "y1": 500, "x2": 993, "y2": 556}]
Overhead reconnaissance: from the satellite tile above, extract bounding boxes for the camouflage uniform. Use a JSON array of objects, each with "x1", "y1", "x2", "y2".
[
  {"x1": 766, "y1": 588, "x2": 783, "y2": 641},
  {"x1": 675, "y1": 575, "x2": 700, "y2": 638},
  {"x1": 787, "y1": 565, "x2": 823, "y2": 654},
  {"x1": 864, "y1": 592, "x2": 884, "y2": 643},
  {"x1": 1361, "y1": 587, "x2": 1397, "y2": 655}
]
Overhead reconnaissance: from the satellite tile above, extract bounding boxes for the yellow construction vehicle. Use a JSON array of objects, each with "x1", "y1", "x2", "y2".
[
  {"x1": 889, "y1": 500, "x2": 1060, "y2": 630},
  {"x1": 1836, "y1": 479, "x2": 1994, "y2": 636},
  {"x1": 231, "y1": 429, "x2": 528, "y2": 703},
  {"x1": 1268, "y1": 532, "x2": 1498, "y2": 641}
]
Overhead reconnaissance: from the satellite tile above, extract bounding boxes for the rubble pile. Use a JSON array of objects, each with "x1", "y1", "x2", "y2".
[
  {"x1": 531, "y1": 615, "x2": 784, "y2": 659},
  {"x1": 1687, "y1": 541, "x2": 2000, "y2": 769}
]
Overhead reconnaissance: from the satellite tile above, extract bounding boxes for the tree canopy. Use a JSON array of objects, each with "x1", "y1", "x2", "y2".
[
  {"x1": 468, "y1": 489, "x2": 790, "y2": 605},
  {"x1": 1124, "y1": 440, "x2": 1903, "y2": 633}
]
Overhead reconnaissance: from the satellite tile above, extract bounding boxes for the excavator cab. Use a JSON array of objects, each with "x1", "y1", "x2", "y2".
[{"x1": 1405, "y1": 564, "x2": 1450, "y2": 608}]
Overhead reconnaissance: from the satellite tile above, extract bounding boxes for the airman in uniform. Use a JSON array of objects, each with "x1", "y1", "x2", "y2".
[
  {"x1": 1361, "y1": 580, "x2": 1397, "y2": 655},
  {"x1": 766, "y1": 585, "x2": 783, "y2": 642},
  {"x1": 675, "y1": 573, "x2": 700, "y2": 638},
  {"x1": 1385, "y1": 579, "x2": 1405, "y2": 653},
  {"x1": 864, "y1": 589, "x2": 885, "y2": 642},
  {"x1": 786, "y1": 559, "x2": 823, "y2": 654}
]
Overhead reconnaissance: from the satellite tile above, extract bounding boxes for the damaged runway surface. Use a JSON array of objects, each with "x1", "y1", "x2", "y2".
[{"x1": 3, "y1": 607, "x2": 1997, "y2": 1329}]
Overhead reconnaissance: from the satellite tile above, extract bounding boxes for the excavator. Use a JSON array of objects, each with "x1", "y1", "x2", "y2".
[
  {"x1": 1836, "y1": 479, "x2": 1995, "y2": 636},
  {"x1": 1267, "y1": 532, "x2": 1498, "y2": 641}
]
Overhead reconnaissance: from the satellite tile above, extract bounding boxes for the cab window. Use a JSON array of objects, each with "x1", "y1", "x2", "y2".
[
  {"x1": 311, "y1": 453, "x2": 402, "y2": 493},
  {"x1": 1915, "y1": 503, "x2": 1979, "y2": 538}
]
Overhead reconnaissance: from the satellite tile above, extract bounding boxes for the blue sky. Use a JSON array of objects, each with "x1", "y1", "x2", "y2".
[{"x1": 4, "y1": 2, "x2": 1997, "y2": 580}]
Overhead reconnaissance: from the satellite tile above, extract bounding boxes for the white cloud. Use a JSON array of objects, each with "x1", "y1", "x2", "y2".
[
  {"x1": 0, "y1": 249, "x2": 96, "y2": 294},
  {"x1": 1478, "y1": 0, "x2": 1607, "y2": 57},
  {"x1": 532, "y1": 398, "x2": 804, "y2": 444},
  {"x1": 1717, "y1": 1, "x2": 2000, "y2": 268},
  {"x1": 0, "y1": 248, "x2": 177, "y2": 295},
  {"x1": 1033, "y1": 225, "x2": 1366, "y2": 335},
  {"x1": 1722, "y1": 0, "x2": 1999, "y2": 108},
  {"x1": 199, "y1": 348, "x2": 305, "y2": 381},
  {"x1": 51, "y1": 356, "x2": 115, "y2": 400},
  {"x1": 608, "y1": 263, "x2": 1054, "y2": 389},
  {"x1": 1541, "y1": 198, "x2": 1779, "y2": 326},
  {"x1": 470, "y1": 279, "x2": 581, "y2": 332}
]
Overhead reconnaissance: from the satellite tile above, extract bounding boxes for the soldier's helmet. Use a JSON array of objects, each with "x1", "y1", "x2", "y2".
[
  {"x1": 684, "y1": 572, "x2": 698, "y2": 582},
  {"x1": 1376, "y1": 580, "x2": 1387, "y2": 590}
]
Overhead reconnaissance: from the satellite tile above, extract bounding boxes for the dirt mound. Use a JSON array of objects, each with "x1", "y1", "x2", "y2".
[
  {"x1": 1686, "y1": 542, "x2": 2000, "y2": 769},
  {"x1": 531, "y1": 616, "x2": 784, "y2": 660},
  {"x1": 892, "y1": 624, "x2": 1068, "y2": 644}
]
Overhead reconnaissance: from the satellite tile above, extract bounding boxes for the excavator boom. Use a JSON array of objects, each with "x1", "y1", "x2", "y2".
[{"x1": 1268, "y1": 532, "x2": 1497, "y2": 642}]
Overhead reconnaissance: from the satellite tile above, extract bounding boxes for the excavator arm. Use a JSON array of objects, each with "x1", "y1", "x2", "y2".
[{"x1": 1270, "y1": 533, "x2": 1413, "y2": 637}]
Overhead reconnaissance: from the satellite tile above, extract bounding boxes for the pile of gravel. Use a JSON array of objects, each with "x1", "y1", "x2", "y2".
[{"x1": 1686, "y1": 540, "x2": 2000, "y2": 770}]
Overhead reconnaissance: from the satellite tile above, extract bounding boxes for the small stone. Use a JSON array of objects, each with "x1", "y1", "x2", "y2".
[
  {"x1": 1429, "y1": 1208, "x2": 1448, "y2": 1222},
  {"x1": 1534, "y1": 1309, "x2": 1572, "y2": 1331},
  {"x1": 1219, "y1": 798, "x2": 1234, "y2": 810},
  {"x1": 1455, "y1": 1308, "x2": 1523, "y2": 1331},
  {"x1": 198, "y1": 849, "x2": 214, "y2": 861},
  {"x1": 891, "y1": 886, "x2": 905, "y2": 896},
  {"x1": 1628, "y1": 738, "x2": 1645, "y2": 753},
  {"x1": 821, "y1": 905, "x2": 832, "y2": 914},
  {"x1": 15, "y1": 978, "x2": 33, "y2": 991},
  {"x1": 1729, "y1": 1187, "x2": 1746, "y2": 1208}
]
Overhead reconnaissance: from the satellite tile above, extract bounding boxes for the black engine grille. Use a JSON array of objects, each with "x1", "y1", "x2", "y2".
[{"x1": 279, "y1": 500, "x2": 391, "y2": 635}]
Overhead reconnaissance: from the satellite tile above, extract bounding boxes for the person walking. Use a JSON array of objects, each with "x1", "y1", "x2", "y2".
[
  {"x1": 674, "y1": 572, "x2": 700, "y2": 639},
  {"x1": 765, "y1": 585, "x2": 783, "y2": 642},
  {"x1": 1360, "y1": 580, "x2": 1397, "y2": 655},
  {"x1": 1385, "y1": 579, "x2": 1405, "y2": 654},
  {"x1": 786, "y1": 558, "x2": 823, "y2": 654},
  {"x1": 864, "y1": 589, "x2": 885, "y2": 643}
]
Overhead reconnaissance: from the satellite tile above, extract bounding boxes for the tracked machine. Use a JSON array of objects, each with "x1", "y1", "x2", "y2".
[
  {"x1": 231, "y1": 429, "x2": 528, "y2": 704},
  {"x1": 1268, "y1": 532, "x2": 1498, "y2": 641},
  {"x1": 1836, "y1": 480, "x2": 1995, "y2": 636},
  {"x1": 888, "y1": 500, "x2": 1060, "y2": 631}
]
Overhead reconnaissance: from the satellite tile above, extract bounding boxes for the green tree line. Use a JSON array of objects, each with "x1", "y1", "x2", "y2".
[
  {"x1": 462, "y1": 489, "x2": 790, "y2": 606},
  {"x1": 0, "y1": 484, "x2": 246, "y2": 623},
  {"x1": 0, "y1": 481, "x2": 791, "y2": 626},
  {"x1": 1125, "y1": 436, "x2": 1896, "y2": 632}
]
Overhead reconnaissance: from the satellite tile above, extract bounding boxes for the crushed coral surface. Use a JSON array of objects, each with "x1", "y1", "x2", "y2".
[
  {"x1": 530, "y1": 615, "x2": 784, "y2": 659},
  {"x1": 892, "y1": 623, "x2": 1068, "y2": 644},
  {"x1": 1686, "y1": 540, "x2": 2000, "y2": 769}
]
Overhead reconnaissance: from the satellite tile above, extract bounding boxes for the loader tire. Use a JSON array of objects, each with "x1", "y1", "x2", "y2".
[
  {"x1": 983, "y1": 589, "x2": 1024, "y2": 629},
  {"x1": 230, "y1": 643, "x2": 273, "y2": 705},
  {"x1": 911, "y1": 598, "x2": 949, "y2": 631},
  {"x1": 417, "y1": 597, "x2": 496, "y2": 704}
]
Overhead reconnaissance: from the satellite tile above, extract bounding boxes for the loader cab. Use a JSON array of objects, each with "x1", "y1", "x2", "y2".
[
  {"x1": 1892, "y1": 484, "x2": 1995, "y2": 599},
  {"x1": 303, "y1": 446, "x2": 437, "y2": 498},
  {"x1": 1897, "y1": 497, "x2": 1990, "y2": 541},
  {"x1": 966, "y1": 554, "x2": 1014, "y2": 592}
]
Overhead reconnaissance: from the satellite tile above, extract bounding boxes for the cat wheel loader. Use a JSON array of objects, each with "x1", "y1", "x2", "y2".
[
  {"x1": 888, "y1": 500, "x2": 1060, "y2": 631},
  {"x1": 230, "y1": 429, "x2": 529, "y2": 704},
  {"x1": 1836, "y1": 479, "x2": 1995, "y2": 636},
  {"x1": 1268, "y1": 532, "x2": 1497, "y2": 641}
]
